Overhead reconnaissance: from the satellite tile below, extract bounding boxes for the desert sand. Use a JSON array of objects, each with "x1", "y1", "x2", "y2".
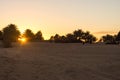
[{"x1": 0, "y1": 42, "x2": 120, "y2": 80}]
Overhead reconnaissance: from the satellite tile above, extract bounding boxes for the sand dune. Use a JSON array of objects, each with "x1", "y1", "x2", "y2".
[{"x1": 0, "y1": 42, "x2": 120, "y2": 80}]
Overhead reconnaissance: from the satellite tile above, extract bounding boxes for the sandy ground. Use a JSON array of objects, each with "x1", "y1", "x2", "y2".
[{"x1": 0, "y1": 42, "x2": 120, "y2": 80}]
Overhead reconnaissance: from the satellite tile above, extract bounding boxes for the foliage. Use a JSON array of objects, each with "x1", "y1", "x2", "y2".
[
  {"x1": 2, "y1": 24, "x2": 20, "y2": 48},
  {"x1": 49, "y1": 29, "x2": 97, "y2": 44},
  {"x1": 49, "y1": 36, "x2": 54, "y2": 42},
  {"x1": 35, "y1": 31, "x2": 44, "y2": 41},
  {"x1": 0, "y1": 31, "x2": 3, "y2": 40},
  {"x1": 73, "y1": 29, "x2": 84, "y2": 42},
  {"x1": 54, "y1": 34, "x2": 61, "y2": 43},
  {"x1": 0, "y1": 23, "x2": 119, "y2": 46},
  {"x1": 102, "y1": 34, "x2": 118, "y2": 44},
  {"x1": 116, "y1": 31, "x2": 120, "y2": 42},
  {"x1": 23, "y1": 29, "x2": 44, "y2": 41},
  {"x1": 23, "y1": 29, "x2": 35, "y2": 41},
  {"x1": 66, "y1": 33, "x2": 76, "y2": 43}
]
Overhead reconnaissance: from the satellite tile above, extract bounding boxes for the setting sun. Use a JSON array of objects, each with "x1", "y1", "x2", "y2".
[{"x1": 18, "y1": 37, "x2": 27, "y2": 43}]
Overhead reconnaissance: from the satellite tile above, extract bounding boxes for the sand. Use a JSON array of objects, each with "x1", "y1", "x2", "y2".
[{"x1": 0, "y1": 42, "x2": 120, "y2": 80}]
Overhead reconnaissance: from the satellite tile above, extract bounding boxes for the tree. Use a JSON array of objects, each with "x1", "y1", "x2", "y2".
[
  {"x1": 73, "y1": 29, "x2": 84, "y2": 42},
  {"x1": 116, "y1": 31, "x2": 120, "y2": 43},
  {"x1": 82, "y1": 31, "x2": 97, "y2": 44},
  {"x1": 60, "y1": 36, "x2": 67, "y2": 43},
  {"x1": 54, "y1": 34, "x2": 61, "y2": 43},
  {"x1": 0, "y1": 31, "x2": 3, "y2": 40},
  {"x1": 102, "y1": 34, "x2": 116, "y2": 44},
  {"x1": 87, "y1": 34, "x2": 97, "y2": 44},
  {"x1": 24, "y1": 29, "x2": 35, "y2": 41},
  {"x1": 2, "y1": 24, "x2": 20, "y2": 48},
  {"x1": 66, "y1": 33, "x2": 76, "y2": 43},
  {"x1": 82, "y1": 31, "x2": 90, "y2": 43},
  {"x1": 35, "y1": 31, "x2": 44, "y2": 41},
  {"x1": 49, "y1": 29, "x2": 97, "y2": 43},
  {"x1": 49, "y1": 36, "x2": 54, "y2": 42}
]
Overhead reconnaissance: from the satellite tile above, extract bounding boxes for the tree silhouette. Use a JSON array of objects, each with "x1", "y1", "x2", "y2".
[
  {"x1": 73, "y1": 29, "x2": 84, "y2": 42},
  {"x1": 102, "y1": 34, "x2": 116, "y2": 44},
  {"x1": 0, "y1": 31, "x2": 3, "y2": 40},
  {"x1": 35, "y1": 31, "x2": 44, "y2": 41},
  {"x1": 49, "y1": 36, "x2": 54, "y2": 42},
  {"x1": 2, "y1": 24, "x2": 20, "y2": 48},
  {"x1": 49, "y1": 29, "x2": 97, "y2": 43},
  {"x1": 66, "y1": 33, "x2": 76, "y2": 43},
  {"x1": 116, "y1": 31, "x2": 120, "y2": 43},
  {"x1": 82, "y1": 31, "x2": 97, "y2": 43},
  {"x1": 82, "y1": 31, "x2": 90, "y2": 43},
  {"x1": 87, "y1": 34, "x2": 97, "y2": 44},
  {"x1": 54, "y1": 34, "x2": 61, "y2": 43},
  {"x1": 24, "y1": 29, "x2": 35, "y2": 41},
  {"x1": 60, "y1": 36, "x2": 67, "y2": 43}
]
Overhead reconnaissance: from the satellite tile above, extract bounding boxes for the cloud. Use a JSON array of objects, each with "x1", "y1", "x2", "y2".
[{"x1": 94, "y1": 31, "x2": 117, "y2": 34}]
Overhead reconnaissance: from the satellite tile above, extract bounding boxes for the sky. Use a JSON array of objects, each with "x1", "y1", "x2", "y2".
[{"x1": 0, "y1": 0, "x2": 120, "y2": 40}]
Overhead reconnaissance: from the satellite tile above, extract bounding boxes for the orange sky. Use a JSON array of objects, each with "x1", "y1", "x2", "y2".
[{"x1": 0, "y1": 0, "x2": 120, "y2": 40}]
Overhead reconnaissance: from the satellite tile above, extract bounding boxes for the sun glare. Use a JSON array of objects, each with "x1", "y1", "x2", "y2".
[{"x1": 18, "y1": 37, "x2": 27, "y2": 43}]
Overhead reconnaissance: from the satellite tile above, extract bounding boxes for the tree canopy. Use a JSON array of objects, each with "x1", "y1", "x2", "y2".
[
  {"x1": 102, "y1": 33, "x2": 119, "y2": 44},
  {"x1": 0, "y1": 24, "x2": 120, "y2": 48},
  {"x1": 23, "y1": 29, "x2": 35, "y2": 41},
  {"x1": 35, "y1": 31, "x2": 44, "y2": 41},
  {"x1": 49, "y1": 29, "x2": 97, "y2": 44},
  {"x1": 116, "y1": 31, "x2": 120, "y2": 42},
  {"x1": 23, "y1": 29, "x2": 44, "y2": 41},
  {"x1": 2, "y1": 24, "x2": 20, "y2": 47}
]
